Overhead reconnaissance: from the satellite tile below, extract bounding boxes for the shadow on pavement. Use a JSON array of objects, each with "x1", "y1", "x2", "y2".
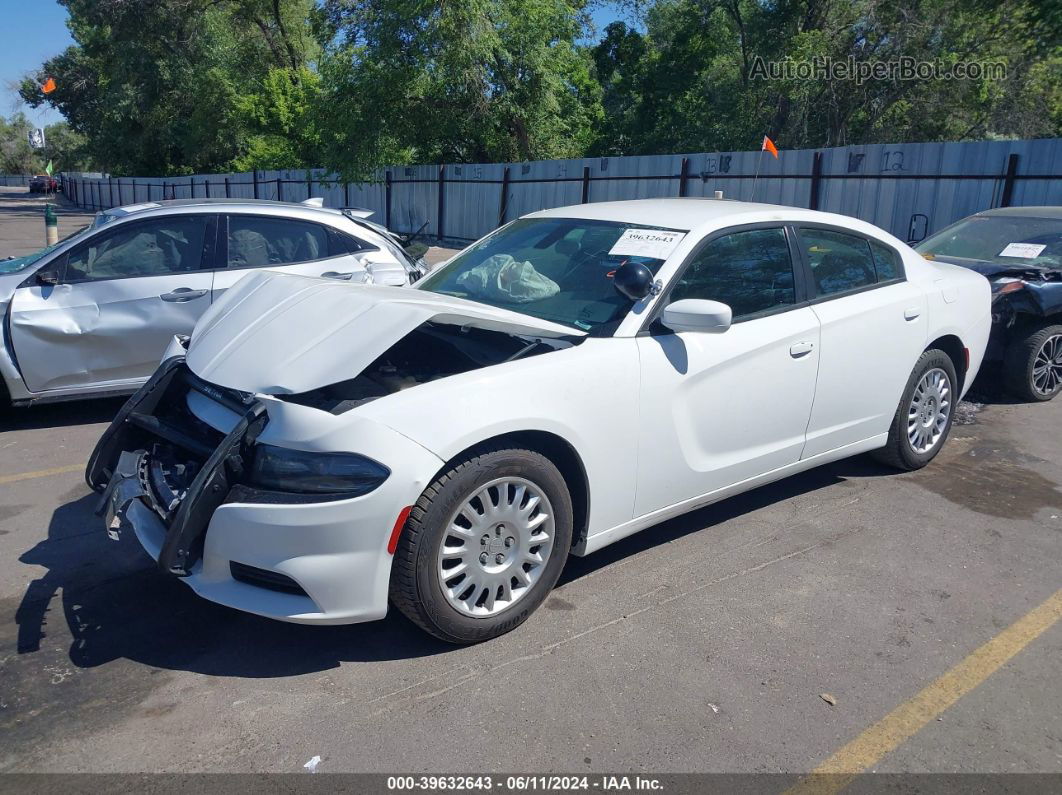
[
  {"x1": 1, "y1": 397, "x2": 126, "y2": 432},
  {"x1": 10, "y1": 458, "x2": 871, "y2": 680}
]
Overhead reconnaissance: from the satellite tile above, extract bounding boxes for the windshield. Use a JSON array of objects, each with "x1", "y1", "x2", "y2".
[
  {"x1": 418, "y1": 217, "x2": 683, "y2": 334},
  {"x1": 0, "y1": 225, "x2": 93, "y2": 275},
  {"x1": 916, "y1": 216, "x2": 1062, "y2": 269}
]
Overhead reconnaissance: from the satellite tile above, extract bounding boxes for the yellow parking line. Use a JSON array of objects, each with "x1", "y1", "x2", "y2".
[
  {"x1": 787, "y1": 587, "x2": 1062, "y2": 795},
  {"x1": 0, "y1": 463, "x2": 83, "y2": 486}
]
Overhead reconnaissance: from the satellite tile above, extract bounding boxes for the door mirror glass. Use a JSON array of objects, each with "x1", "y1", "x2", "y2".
[
  {"x1": 613, "y1": 261, "x2": 654, "y2": 300},
  {"x1": 36, "y1": 268, "x2": 60, "y2": 286},
  {"x1": 661, "y1": 299, "x2": 732, "y2": 333}
]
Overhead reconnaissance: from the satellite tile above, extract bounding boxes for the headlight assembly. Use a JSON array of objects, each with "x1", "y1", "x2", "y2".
[{"x1": 247, "y1": 444, "x2": 390, "y2": 496}]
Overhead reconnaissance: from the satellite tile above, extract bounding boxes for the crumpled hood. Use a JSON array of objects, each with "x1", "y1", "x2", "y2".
[
  {"x1": 186, "y1": 270, "x2": 583, "y2": 394},
  {"x1": 929, "y1": 254, "x2": 1061, "y2": 281}
]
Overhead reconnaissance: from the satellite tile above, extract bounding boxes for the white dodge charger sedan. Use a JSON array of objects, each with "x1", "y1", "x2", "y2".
[{"x1": 87, "y1": 199, "x2": 991, "y2": 643}]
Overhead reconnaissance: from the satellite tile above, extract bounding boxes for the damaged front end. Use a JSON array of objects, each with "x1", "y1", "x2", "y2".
[{"x1": 86, "y1": 355, "x2": 266, "y2": 576}]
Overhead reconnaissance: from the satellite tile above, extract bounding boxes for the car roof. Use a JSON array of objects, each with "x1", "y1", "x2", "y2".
[
  {"x1": 975, "y1": 206, "x2": 1062, "y2": 220},
  {"x1": 102, "y1": 198, "x2": 355, "y2": 219},
  {"x1": 525, "y1": 198, "x2": 898, "y2": 241}
]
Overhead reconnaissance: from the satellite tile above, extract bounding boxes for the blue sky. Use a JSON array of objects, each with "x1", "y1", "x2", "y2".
[
  {"x1": 1, "y1": 0, "x2": 75, "y2": 126},
  {"x1": 2, "y1": 0, "x2": 634, "y2": 127}
]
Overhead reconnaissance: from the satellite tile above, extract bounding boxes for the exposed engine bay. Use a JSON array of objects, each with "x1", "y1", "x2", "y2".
[{"x1": 277, "y1": 321, "x2": 576, "y2": 414}]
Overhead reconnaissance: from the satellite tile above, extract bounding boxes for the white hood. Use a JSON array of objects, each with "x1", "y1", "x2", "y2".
[{"x1": 186, "y1": 270, "x2": 582, "y2": 394}]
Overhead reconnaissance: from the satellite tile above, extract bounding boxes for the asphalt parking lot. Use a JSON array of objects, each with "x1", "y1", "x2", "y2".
[{"x1": 1, "y1": 185, "x2": 1060, "y2": 776}]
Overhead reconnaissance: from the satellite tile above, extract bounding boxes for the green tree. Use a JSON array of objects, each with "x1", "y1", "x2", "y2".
[
  {"x1": 20, "y1": 0, "x2": 321, "y2": 175},
  {"x1": 0, "y1": 114, "x2": 42, "y2": 174},
  {"x1": 316, "y1": 0, "x2": 604, "y2": 178}
]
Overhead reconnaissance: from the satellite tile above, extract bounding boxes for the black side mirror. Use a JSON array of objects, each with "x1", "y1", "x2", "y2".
[
  {"x1": 36, "y1": 269, "x2": 59, "y2": 286},
  {"x1": 613, "y1": 261, "x2": 654, "y2": 300}
]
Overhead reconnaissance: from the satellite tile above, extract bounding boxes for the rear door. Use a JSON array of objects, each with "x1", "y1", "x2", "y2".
[
  {"x1": 211, "y1": 214, "x2": 381, "y2": 299},
  {"x1": 9, "y1": 214, "x2": 216, "y2": 393},
  {"x1": 795, "y1": 226, "x2": 928, "y2": 458}
]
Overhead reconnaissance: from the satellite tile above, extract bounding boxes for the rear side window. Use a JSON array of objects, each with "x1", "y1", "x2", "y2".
[
  {"x1": 227, "y1": 216, "x2": 332, "y2": 268},
  {"x1": 870, "y1": 241, "x2": 901, "y2": 281},
  {"x1": 670, "y1": 227, "x2": 796, "y2": 319},
  {"x1": 798, "y1": 228, "x2": 877, "y2": 296},
  {"x1": 327, "y1": 227, "x2": 372, "y2": 255}
]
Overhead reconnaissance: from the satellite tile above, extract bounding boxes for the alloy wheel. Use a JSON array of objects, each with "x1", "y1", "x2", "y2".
[
  {"x1": 907, "y1": 367, "x2": 952, "y2": 454},
  {"x1": 436, "y1": 477, "x2": 555, "y2": 617},
  {"x1": 1032, "y1": 333, "x2": 1062, "y2": 397}
]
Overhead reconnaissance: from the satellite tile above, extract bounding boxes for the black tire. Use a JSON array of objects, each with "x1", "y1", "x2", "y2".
[
  {"x1": 1003, "y1": 323, "x2": 1062, "y2": 402},
  {"x1": 872, "y1": 349, "x2": 958, "y2": 471},
  {"x1": 390, "y1": 445, "x2": 573, "y2": 644}
]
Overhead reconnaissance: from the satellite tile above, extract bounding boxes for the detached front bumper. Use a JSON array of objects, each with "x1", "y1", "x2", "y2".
[{"x1": 86, "y1": 356, "x2": 443, "y2": 625}]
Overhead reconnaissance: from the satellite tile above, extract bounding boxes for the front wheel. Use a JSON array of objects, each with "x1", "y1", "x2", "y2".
[
  {"x1": 1004, "y1": 324, "x2": 1062, "y2": 402},
  {"x1": 873, "y1": 349, "x2": 958, "y2": 471},
  {"x1": 389, "y1": 446, "x2": 573, "y2": 643}
]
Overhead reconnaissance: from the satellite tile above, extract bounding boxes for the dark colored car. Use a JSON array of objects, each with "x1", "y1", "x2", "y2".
[
  {"x1": 916, "y1": 207, "x2": 1062, "y2": 401},
  {"x1": 28, "y1": 175, "x2": 58, "y2": 193}
]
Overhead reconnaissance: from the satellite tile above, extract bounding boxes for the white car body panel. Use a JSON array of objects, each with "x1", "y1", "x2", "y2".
[
  {"x1": 0, "y1": 199, "x2": 418, "y2": 405},
  {"x1": 93, "y1": 199, "x2": 992, "y2": 625},
  {"x1": 187, "y1": 271, "x2": 583, "y2": 394},
  {"x1": 634, "y1": 307, "x2": 820, "y2": 516}
]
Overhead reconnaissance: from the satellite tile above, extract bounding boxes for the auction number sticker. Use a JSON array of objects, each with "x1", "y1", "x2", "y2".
[
  {"x1": 998, "y1": 242, "x2": 1046, "y2": 258},
  {"x1": 608, "y1": 229, "x2": 686, "y2": 260}
]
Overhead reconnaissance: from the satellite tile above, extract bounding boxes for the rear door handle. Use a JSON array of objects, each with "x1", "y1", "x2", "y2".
[
  {"x1": 904, "y1": 306, "x2": 921, "y2": 321},
  {"x1": 160, "y1": 288, "x2": 208, "y2": 302},
  {"x1": 321, "y1": 271, "x2": 354, "y2": 281},
  {"x1": 790, "y1": 341, "x2": 814, "y2": 358}
]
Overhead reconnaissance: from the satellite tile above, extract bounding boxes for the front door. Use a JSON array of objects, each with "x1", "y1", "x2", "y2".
[
  {"x1": 634, "y1": 226, "x2": 821, "y2": 517},
  {"x1": 9, "y1": 214, "x2": 215, "y2": 393}
]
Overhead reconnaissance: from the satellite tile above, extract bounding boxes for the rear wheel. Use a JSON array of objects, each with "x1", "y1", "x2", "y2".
[
  {"x1": 1004, "y1": 324, "x2": 1062, "y2": 402},
  {"x1": 389, "y1": 446, "x2": 573, "y2": 643},
  {"x1": 873, "y1": 349, "x2": 957, "y2": 471}
]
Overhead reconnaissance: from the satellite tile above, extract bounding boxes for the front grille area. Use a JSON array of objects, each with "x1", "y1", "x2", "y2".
[{"x1": 230, "y1": 561, "x2": 308, "y2": 596}]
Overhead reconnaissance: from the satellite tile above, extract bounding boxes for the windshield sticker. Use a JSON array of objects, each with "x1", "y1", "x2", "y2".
[
  {"x1": 999, "y1": 243, "x2": 1046, "y2": 259},
  {"x1": 609, "y1": 229, "x2": 686, "y2": 260}
]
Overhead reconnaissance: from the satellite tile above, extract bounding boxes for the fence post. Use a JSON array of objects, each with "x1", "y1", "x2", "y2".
[
  {"x1": 252, "y1": 170, "x2": 259, "y2": 199},
  {"x1": 581, "y1": 166, "x2": 591, "y2": 204},
  {"x1": 385, "y1": 170, "x2": 393, "y2": 229},
  {"x1": 498, "y1": 166, "x2": 510, "y2": 227},
  {"x1": 189, "y1": 177, "x2": 194, "y2": 199},
  {"x1": 277, "y1": 176, "x2": 283, "y2": 202},
  {"x1": 109, "y1": 176, "x2": 114, "y2": 207},
  {"x1": 678, "y1": 157, "x2": 690, "y2": 197},
  {"x1": 204, "y1": 178, "x2": 211, "y2": 199},
  {"x1": 224, "y1": 177, "x2": 230, "y2": 198},
  {"x1": 306, "y1": 169, "x2": 312, "y2": 201},
  {"x1": 437, "y1": 165, "x2": 446, "y2": 240},
  {"x1": 1000, "y1": 153, "x2": 1019, "y2": 207},
  {"x1": 809, "y1": 151, "x2": 824, "y2": 211},
  {"x1": 344, "y1": 180, "x2": 351, "y2": 208}
]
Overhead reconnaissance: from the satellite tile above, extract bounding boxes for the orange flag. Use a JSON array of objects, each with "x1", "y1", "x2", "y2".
[
  {"x1": 42, "y1": 77, "x2": 57, "y2": 94},
  {"x1": 762, "y1": 135, "x2": 779, "y2": 159}
]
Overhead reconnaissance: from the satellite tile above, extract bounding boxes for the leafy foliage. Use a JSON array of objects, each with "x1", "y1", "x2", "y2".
[{"x1": 16, "y1": 0, "x2": 1061, "y2": 176}]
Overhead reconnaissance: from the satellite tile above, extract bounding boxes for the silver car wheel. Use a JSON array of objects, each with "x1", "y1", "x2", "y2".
[
  {"x1": 1032, "y1": 333, "x2": 1062, "y2": 397},
  {"x1": 437, "y1": 476, "x2": 555, "y2": 618},
  {"x1": 907, "y1": 367, "x2": 952, "y2": 454}
]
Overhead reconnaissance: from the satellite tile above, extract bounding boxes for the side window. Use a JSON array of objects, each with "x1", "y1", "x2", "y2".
[
  {"x1": 870, "y1": 240, "x2": 901, "y2": 281},
  {"x1": 227, "y1": 216, "x2": 331, "y2": 268},
  {"x1": 64, "y1": 216, "x2": 209, "y2": 282},
  {"x1": 327, "y1": 227, "x2": 371, "y2": 256},
  {"x1": 798, "y1": 228, "x2": 877, "y2": 296},
  {"x1": 669, "y1": 227, "x2": 796, "y2": 318}
]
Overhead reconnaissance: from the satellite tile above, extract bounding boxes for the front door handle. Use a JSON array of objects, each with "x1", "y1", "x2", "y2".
[
  {"x1": 160, "y1": 288, "x2": 208, "y2": 302},
  {"x1": 790, "y1": 341, "x2": 815, "y2": 358},
  {"x1": 904, "y1": 306, "x2": 921, "y2": 321},
  {"x1": 321, "y1": 271, "x2": 354, "y2": 281}
]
